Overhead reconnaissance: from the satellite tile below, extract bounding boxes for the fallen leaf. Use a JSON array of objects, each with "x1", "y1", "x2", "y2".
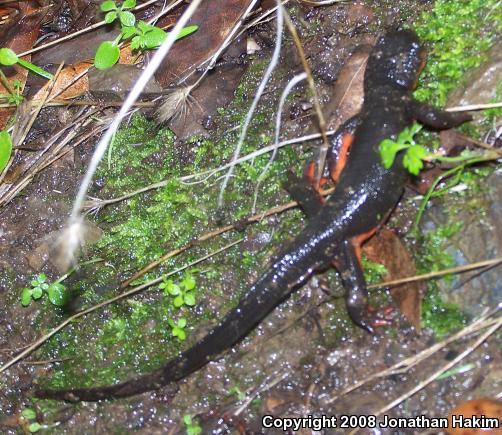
[
  {"x1": 325, "y1": 44, "x2": 372, "y2": 131},
  {"x1": 154, "y1": 0, "x2": 254, "y2": 86},
  {"x1": 31, "y1": 62, "x2": 92, "y2": 101},
  {"x1": 363, "y1": 228, "x2": 424, "y2": 330},
  {"x1": 0, "y1": 1, "x2": 46, "y2": 129}
]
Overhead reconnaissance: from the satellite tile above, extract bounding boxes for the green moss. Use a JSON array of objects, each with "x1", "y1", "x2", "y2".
[
  {"x1": 414, "y1": 222, "x2": 467, "y2": 336},
  {"x1": 38, "y1": 57, "x2": 311, "y2": 390},
  {"x1": 422, "y1": 291, "x2": 467, "y2": 338},
  {"x1": 405, "y1": 0, "x2": 500, "y2": 337},
  {"x1": 413, "y1": 0, "x2": 501, "y2": 106},
  {"x1": 361, "y1": 254, "x2": 388, "y2": 286}
]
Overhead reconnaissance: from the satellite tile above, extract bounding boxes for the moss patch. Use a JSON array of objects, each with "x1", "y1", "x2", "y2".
[
  {"x1": 37, "y1": 58, "x2": 311, "y2": 390},
  {"x1": 413, "y1": 0, "x2": 501, "y2": 106}
]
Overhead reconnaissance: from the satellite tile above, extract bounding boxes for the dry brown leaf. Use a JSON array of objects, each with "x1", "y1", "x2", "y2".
[
  {"x1": 31, "y1": 62, "x2": 92, "y2": 101},
  {"x1": 0, "y1": 1, "x2": 46, "y2": 128},
  {"x1": 325, "y1": 44, "x2": 372, "y2": 131},
  {"x1": 154, "y1": 0, "x2": 254, "y2": 86},
  {"x1": 363, "y1": 228, "x2": 424, "y2": 330}
]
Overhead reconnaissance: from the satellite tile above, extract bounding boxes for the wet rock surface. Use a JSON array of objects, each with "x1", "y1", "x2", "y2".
[
  {"x1": 448, "y1": 40, "x2": 502, "y2": 117},
  {"x1": 423, "y1": 169, "x2": 502, "y2": 314}
]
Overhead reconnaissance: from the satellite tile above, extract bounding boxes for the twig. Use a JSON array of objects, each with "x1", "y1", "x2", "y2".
[
  {"x1": 85, "y1": 130, "x2": 336, "y2": 211},
  {"x1": 147, "y1": 0, "x2": 184, "y2": 26},
  {"x1": 413, "y1": 152, "x2": 500, "y2": 233},
  {"x1": 233, "y1": 371, "x2": 289, "y2": 416},
  {"x1": 21, "y1": 357, "x2": 72, "y2": 365},
  {"x1": 120, "y1": 189, "x2": 333, "y2": 287},
  {"x1": 328, "y1": 307, "x2": 501, "y2": 404},
  {"x1": 17, "y1": 0, "x2": 168, "y2": 57},
  {"x1": 370, "y1": 312, "x2": 501, "y2": 421},
  {"x1": 252, "y1": 72, "x2": 307, "y2": 213},
  {"x1": 0, "y1": 64, "x2": 64, "y2": 185},
  {"x1": 190, "y1": 0, "x2": 260, "y2": 88},
  {"x1": 0, "y1": 100, "x2": 156, "y2": 109},
  {"x1": 447, "y1": 102, "x2": 502, "y2": 112},
  {"x1": 0, "y1": 110, "x2": 101, "y2": 208},
  {"x1": 368, "y1": 256, "x2": 502, "y2": 289},
  {"x1": 300, "y1": 0, "x2": 348, "y2": 4},
  {"x1": 0, "y1": 69, "x2": 15, "y2": 95},
  {"x1": 0, "y1": 238, "x2": 242, "y2": 374},
  {"x1": 282, "y1": 9, "x2": 329, "y2": 186}
]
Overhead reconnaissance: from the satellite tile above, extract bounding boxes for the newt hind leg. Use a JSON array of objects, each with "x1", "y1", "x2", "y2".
[
  {"x1": 333, "y1": 230, "x2": 378, "y2": 333},
  {"x1": 283, "y1": 170, "x2": 324, "y2": 218}
]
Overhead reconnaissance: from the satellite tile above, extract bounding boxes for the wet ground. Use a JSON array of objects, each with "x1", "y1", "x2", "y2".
[{"x1": 0, "y1": 0, "x2": 501, "y2": 434}]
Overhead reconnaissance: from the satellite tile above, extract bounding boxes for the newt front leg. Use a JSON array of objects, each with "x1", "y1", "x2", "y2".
[{"x1": 408, "y1": 101, "x2": 472, "y2": 129}]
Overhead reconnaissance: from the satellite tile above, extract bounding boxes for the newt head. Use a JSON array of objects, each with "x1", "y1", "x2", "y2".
[{"x1": 365, "y1": 29, "x2": 427, "y2": 92}]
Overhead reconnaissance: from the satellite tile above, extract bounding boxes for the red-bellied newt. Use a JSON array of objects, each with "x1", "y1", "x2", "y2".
[{"x1": 34, "y1": 29, "x2": 471, "y2": 401}]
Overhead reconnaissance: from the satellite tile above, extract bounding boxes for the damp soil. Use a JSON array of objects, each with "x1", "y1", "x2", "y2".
[{"x1": 1, "y1": 1, "x2": 501, "y2": 434}]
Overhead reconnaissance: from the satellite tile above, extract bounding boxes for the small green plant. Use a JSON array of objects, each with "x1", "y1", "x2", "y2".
[
  {"x1": 19, "y1": 259, "x2": 101, "y2": 307},
  {"x1": 20, "y1": 274, "x2": 68, "y2": 307},
  {"x1": 379, "y1": 122, "x2": 427, "y2": 175},
  {"x1": 168, "y1": 317, "x2": 187, "y2": 341},
  {"x1": 94, "y1": 0, "x2": 198, "y2": 69},
  {"x1": 379, "y1": 122, "x2": 499, "y2": 234},
  {"x1": 101, "y1": 0, "x2": 136, "y2": 26},
  {"x1": 20, "y1": 408, "x2": 43, "y2": 433},
  {"x1": 160, "y1": 271, "x2": 198, "y2": 341},
  {"x1": 0, "y1": 129, "x2": 12, "y2": 173},
  {"x1": 228, "y1": 386, "x2": 246, "y2": 401},
  {"x1": 159, "y1": 271, "x2": 197, "y2": 308},
  {"x1": 183, "y1": 415, "x2": 202, "y2": 435},
  {"x1": 0, "y1": 47, "x2": 53, "y2": 80},
  {"x1": 0, "y1": 78, "x2": 23, "y2": 105}
]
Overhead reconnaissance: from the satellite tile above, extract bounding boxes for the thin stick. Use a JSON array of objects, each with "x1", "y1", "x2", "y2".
[
  {"x1": 147, "y1": 0, "x2": 184, "y2": 26},
  {"x1": 0, "y1": 238, "x2": 242, "y2": 374},
  {"x1": 282, "y1": 9, "x2": 330, "y2": 186},
  {"x1": 368, "y1": 256, "x2": 502, "y2": 289},
  {"x1": 328, "y1": 308, "x2": 501, "y2": 404},
  {"x1": 120, "y1": 190, "x2": 328, "y2": 287},
  {"x1": 87, "y1": 130, "x2": 336, "y2": 211},
  {"x1": 17, "y1": 0, "x2": 167, "y2": 57},
  {"x1": 0, "y1": 64, "x2": 64, "y2": 185},
  {"x1": 300, "y1": 0, "x2": 348, "y2": 4},
  {"x1": 191, "y1": 0, "x2": 259, "y2": 88},
  {"x1": 0, "y1": 100, "x2": 156, "y2": 108},
  {"x1": 371, "y1": 315, "x2": 502, "y2": 420},
  {"x1": 447, "y1": 102, "x2": 502, "y2": 112}
]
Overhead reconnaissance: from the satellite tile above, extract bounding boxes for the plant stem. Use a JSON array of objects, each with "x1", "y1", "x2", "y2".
[{"x1": 412, "y1": 153, "x2": 499, "y2": 234}]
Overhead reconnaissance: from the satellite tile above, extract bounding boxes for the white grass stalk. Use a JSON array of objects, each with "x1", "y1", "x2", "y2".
[
  {"x1": 252, "y1": 72, "x2": 306, "y2": 213},
  {"x1": 59, "y1": 0, "x2": 203, "y2": 268},
  {"x1": 217, "y1": 0, "x2": 284, "y2": 209}
]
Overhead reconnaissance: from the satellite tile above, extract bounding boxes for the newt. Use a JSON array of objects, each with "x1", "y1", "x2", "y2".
[{"x1": 34, "y1": 29, "x2": 471, "y2": 402}]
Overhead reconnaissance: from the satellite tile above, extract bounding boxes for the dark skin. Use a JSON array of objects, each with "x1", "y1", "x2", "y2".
[{"x1": 35, "y1": 30, "x2": 471, "y2": 402}]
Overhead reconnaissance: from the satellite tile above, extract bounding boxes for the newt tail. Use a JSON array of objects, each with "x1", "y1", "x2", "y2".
[
  {"x1": 35, "y1": 242, "x2": 325, "y2": 401},
  {"x1": 34, "y1": 29, "x2": 471, "y2": 402}
]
